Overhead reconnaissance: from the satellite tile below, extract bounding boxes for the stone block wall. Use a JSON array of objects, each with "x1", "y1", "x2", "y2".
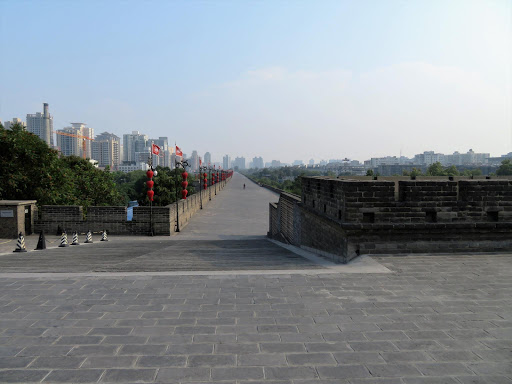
[
  {"x1": 279, "y1": 193, "x2": 301, "y2": 244},
  {"x1": 34, "y1": 179, "x2": 230, "y2": 236},
  {"x1": 458, "y1": 180, "x2": 512, "y2": 222},
  {"x1": 399, "y1": 181, "x2": 458, "y2": 203},
  {"x1": 41, "y1": 205, "x2": 83, "y2": 221},
  {"x1": 300, "y1": 205, "x2": 351, "y2": 263},
  {"x1": 302, "y1": 177, "x2": 512, "y2": 224},
  {"x1": 270, "y1": 177, "x2": 512, "y2": 263},
  {"x1": 0, "y1": 201, "x2": 37, "y2": 238},
  {"x1": 269, "y1": 203, "x2": 278, "y2": 238}
]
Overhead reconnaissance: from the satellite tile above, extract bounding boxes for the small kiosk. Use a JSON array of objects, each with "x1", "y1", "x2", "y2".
[{"x1": 0, "y1": 200, "x2": 37, "y2": 238}]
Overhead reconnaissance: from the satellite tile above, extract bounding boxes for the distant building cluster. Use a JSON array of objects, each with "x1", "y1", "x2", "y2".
[
  {"x1": 3, "y1": 103, "x2": 510, "y2": 175},
  {"x1": 2, "y1": 103, "x2": 176, "y2": 173}
]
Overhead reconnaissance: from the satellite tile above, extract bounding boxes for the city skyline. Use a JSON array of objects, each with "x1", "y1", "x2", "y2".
[
  {"x1": 1, "y1": 1, "x2": 510, "y2": 163},
  {"x1": 1, "y1": 103, "x2": 509, "y2": 170}
]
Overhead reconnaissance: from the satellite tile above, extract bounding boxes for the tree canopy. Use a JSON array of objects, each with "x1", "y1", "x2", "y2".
[
  {"x1": 496, "y1": 159, "x2": 512, "y2": 176},
  {"x1": 0, "y1": 123, "x2": 123, "y2": 208}
]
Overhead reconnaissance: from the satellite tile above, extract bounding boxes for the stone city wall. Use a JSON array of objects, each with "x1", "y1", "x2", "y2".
[
  {"x1": 35, "y1": 180, "x2": 229, "y2": 236},
  {"x1": 269, "y1": 176, "x2": 512, "y2": 263}
]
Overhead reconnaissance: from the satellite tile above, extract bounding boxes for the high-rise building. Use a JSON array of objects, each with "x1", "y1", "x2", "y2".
[
  {"x1": 204, "y1": 152, "x2": 212, "y2": 166},
  {"x1": 118, "y1": 162, "x2": 150, "y2": 173},
  {"x1": 80, "y1": 124, "x2": 94, "y2": 159},
  {"x1": 190, "y1": 150, "x2": 199, "y2": 171},
  {"x1": 56, "y1": 127, "x2": 80, "y2": 157},
  {"x1": 234, "y1": 156, "x2": 246, "y2": 170},
  {"x1": 252, "y1": 156, "x2": 264, "y2": 169},
  {"x1": 413, "y1": 151, "x2": 444, "y2": 166},
  {"x1": 92, "y1": 132, "x2": 121, "y2": 169},
  {"x1": 271, "y1": 160, "x2": 281, "y2": 168},
  {"x1": 123, "y1": 131, "x2": 148, "y2": 162},
  {"x1": 223, "y1": 155, "x2": 231, "y2": 169},
  {"x1": 149, "y1": 137, "x2": 172, "y2": 167},
  {"x1": 3, "y1": 118, "x2": 26, "y2": 130},
  {"x1": 56, "y1": 123, "x2": 94, "y2": 158},
  {"x1": 443, "y1": 149, "x2": 489, "y2": 165},
  {"x1": 27, "y1": 103, "x2": 53, "y2": 147},
  {"x1": 309, "y1": 159, "x2": 314, "y2": 165}
]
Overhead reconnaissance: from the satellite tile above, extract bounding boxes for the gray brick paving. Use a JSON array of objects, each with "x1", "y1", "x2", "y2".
[{"x1": 0, "y1": 253, "x2": 511, "y2": 382}]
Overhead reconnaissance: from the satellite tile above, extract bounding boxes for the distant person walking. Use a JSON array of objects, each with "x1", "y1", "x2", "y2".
[{"x1": 243, "y1": 184, "x2": 246, "y2": 190}]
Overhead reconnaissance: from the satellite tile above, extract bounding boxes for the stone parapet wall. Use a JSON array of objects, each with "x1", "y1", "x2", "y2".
[
  {"x1": 269, "y1": 203, "x2": 278, "y2": 238},
  {"x1": 34, "y1": 179, "x2": 230, "y2": 236},
  {"x1": 41, "y1": 205, "x2": 83, "y2": 221},
  {"x1": 270, "y1": 177, "x2": 512, "y2": 263},
  {"x1": 302, "y1": 177, "x2": 512, "y2": 224},
  {"x1": 279, "y1": 193, "x2": 300, "y2": 244}
]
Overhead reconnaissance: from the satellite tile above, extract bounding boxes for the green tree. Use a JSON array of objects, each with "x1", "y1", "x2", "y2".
[
  {"x1": 133, "y1": 167, "x2": 197, "y2": 206},
  {"x1": 444, "y1": 165, "x2": 460, "y2": 177},
  {"x1": 0, "y1": 123, "x2": 123, "y2": 208},
  {"x1": 112, "y1": 170, "x2": 146, "y2": 204},
  {"x1": 60, "y1": 156, "x2": 124, "y2": 208},
  {"x1": 366, "y1": 169, "x2": 374, "y2": 176},
  {"x1": 410, "y1": 168, "x2": 423, "y2": 177},
  {"x1": 462, "y1": 168, "x2": 483, "y2": 177},
  {"x1": 496, "y1": 159, "x2": 512, "y2": 176},
  {"x1": 427, "y1": 162, "x2": 445, "y2": 176},
  {"x1": 426, "y1": 162, "x2": 460, "y2": 177}
]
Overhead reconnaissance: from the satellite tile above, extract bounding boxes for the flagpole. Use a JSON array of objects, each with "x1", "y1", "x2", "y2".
[
  {"x1": 175, "y1": 144, "x2": 179, "y2": 232},
  {"x1": 199, "y1": 157, "x2": 203, "y2": 210}
]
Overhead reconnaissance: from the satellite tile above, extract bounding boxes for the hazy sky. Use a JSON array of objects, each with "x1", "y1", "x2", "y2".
[{"x1": 1, "y1": 0, "x2": 511, "y2": 163}]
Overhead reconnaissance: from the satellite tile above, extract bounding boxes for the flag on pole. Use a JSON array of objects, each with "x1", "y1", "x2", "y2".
[
  {"x1": 152, "y1": 144, "x2": 160, "y2": 155},
  {"x1": 199, "y1": 157, "x2": 202, "y2": 166},
  {"x1": 176, "y1": 146, "x2": 183, "y2": 157}
]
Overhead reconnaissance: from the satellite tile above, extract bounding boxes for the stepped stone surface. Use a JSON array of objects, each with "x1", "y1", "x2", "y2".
[{"x1": 0, "y1": 239, "x2": 321, "y2": 273}]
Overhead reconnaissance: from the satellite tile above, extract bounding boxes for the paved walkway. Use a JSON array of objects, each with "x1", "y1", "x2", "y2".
[
  {"x1": 0, "y1": 173, "x2": 511, "y2": 382},
  {"x1": 177, "y1": 173, "x2": 278, "y2": 240},
  {"x1": 0, "y1": 254, "x2": 511, "y2": 383}
]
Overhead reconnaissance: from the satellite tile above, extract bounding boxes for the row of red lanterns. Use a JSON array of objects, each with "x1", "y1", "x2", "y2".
[
  {"x1": 181, "y1": 172, "x2": 188, "y2": 200},
  {"x1": 146, "y1": 169, "x2": 154, "y2": 201},
  {"x1": 148, "y1": 168, "x2": 233, "y2": 203}
]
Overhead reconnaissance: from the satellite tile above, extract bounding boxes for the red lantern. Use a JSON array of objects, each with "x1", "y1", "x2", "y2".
[
  {"x1": 203, "y1": 184, "x2": 207, "y2": 190},
  {"x1": 146, "y1": 180, "x2": 154, "y2": 188},
  {"x1": 182, "y1": 172, "x2": 188, "y2": 180},
  {"x1": 147, "y1": 190, "x2": 154, "y2": 201},
  {"x1": 181, "y1": 189, "x2": 188, "y2": 199},
  {"x1": 203, "y1": 173, "x2": 207, "y2": 177},
  {"x1": 181, "y1": 181, "x2": 188, "y2": 188},
  {"x1": 146, "y1": 170, "x2": 154, "y2": 179}
]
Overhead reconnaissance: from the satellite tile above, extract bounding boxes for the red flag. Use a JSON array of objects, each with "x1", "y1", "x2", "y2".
[
  {"x1": 152, "y1": 144, "x2": 160, "y2": 155},
  {"x1": 199, "y1": 157, "x2": 202, "y2": 166},
  {"x1": 176, "y1": 146, "x2": 183, "y2": 157}
]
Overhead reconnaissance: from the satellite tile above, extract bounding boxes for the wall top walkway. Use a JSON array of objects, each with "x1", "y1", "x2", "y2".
[{"x1": 175, "y1": 172, "x2": 279, "y2": 240}]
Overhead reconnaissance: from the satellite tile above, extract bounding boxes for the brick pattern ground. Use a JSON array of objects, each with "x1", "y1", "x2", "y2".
[
  {"x1": 0, "y1": 239, "x2": 321, "y2": 273},
  {"x1": 0, "y1": 254, "x2": 511, "y2": 383}
]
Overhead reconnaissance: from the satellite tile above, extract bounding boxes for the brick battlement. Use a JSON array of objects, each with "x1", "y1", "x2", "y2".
[
  {"x1": 35, "y1": 180, "x2": 230, "y2": 236},
  {"x1": 269, "y1": 177, "x2": 512, "y2": 263},
  {"x1": 301, "y1": 177, "x2": 512, "y2": 224}
]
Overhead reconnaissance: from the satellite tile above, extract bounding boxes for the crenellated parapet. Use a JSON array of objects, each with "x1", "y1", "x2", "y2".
[
  {"x1": 269, "y1": 177, "x2": 512, "y2": 263},
  {"x1": 301, "y1": 177, "x2": 512, "y2": 224}
]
